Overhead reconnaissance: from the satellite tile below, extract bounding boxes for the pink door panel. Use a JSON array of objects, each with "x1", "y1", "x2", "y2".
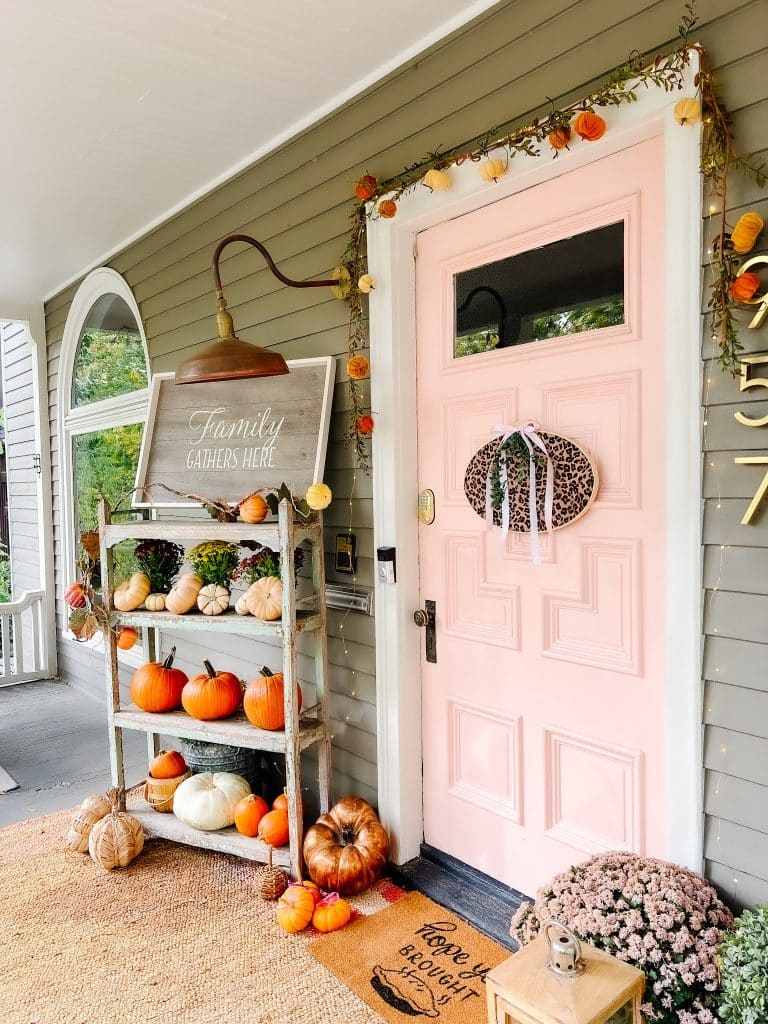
[{"x1": 416, "y1": 137, "x2": 666, "y2": 896}]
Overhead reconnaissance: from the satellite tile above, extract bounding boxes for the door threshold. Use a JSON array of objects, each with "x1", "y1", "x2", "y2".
[{"x1": 390, "y1": 845, "x2": 528, "y2": 951}]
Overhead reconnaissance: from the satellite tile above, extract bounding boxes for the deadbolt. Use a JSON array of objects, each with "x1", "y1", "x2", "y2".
[{"x1": 413, "y1": 609, "x2": 428, "y2": 627}]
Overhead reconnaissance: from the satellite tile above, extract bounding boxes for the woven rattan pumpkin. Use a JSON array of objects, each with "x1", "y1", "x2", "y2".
[
  {"x1": 113, "y1": 572, "x2": 151, "y2": 612},
  {"x1": 256, "y1": 846, "x2": 289, "y2": 901},
  {"x1": 165, "y1": 572, "x2": 203, "y2": 615},
  {"x1": 245, "y1": 577, "x2": 283, "y2": 620},
  {"x1": 65, "y1": 793, "x2": 112, "y2": 853},
  {"x1": 303, "y1": 796, "x2": 389, "y2": 895},
  {"x1": 88, "y1": 791, "x2": 145, "y2": 870}
]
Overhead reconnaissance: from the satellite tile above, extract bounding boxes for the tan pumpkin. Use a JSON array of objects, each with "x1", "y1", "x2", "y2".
[
  {"x1": 165, "y1": 572, "x2": 203, "y2": 615},
  {"x1": 65, "y1": 793, "x2": 112, "y2": 854},
  {"x1": 88, "y1": 791, "x2": 145, "y2": 870},
  {"x1": 303, "y1": 796, "x2": 390, "y2": 895},
  {"x1": 238, "y1": 494, "x2": 268, "y2": 524},
  {"x1": 144, "y1": 593, "x2": 166, "y2": 612},
  {"x1": 234, "y1": 593, "x2": 250, "y2": 616},
  {"x1": 197, "y1": 584, "x2": 230, "y2": 615},
  {"x1": 245, "y1": 576, "x2": 283, "y2": 621},
  {"x1": 673, "y1": 97, "x2": 701, "y2": 125},
  {"x1": 112, "y1": 572, "x2": 151, "y2": 612}
]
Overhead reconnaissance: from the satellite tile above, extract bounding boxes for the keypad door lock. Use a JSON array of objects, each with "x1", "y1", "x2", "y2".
[{"x1": 413, "y1": 600, "x2": 437, "y2": 663}]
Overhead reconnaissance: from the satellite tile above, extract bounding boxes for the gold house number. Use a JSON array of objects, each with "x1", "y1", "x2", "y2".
[{"x1": 734, "y1": 352, "x2": 768, "y2": 524}]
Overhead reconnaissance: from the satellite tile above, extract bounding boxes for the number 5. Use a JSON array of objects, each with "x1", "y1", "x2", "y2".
[
  {"x1": 735, "y1": 353, "x2": 768, "y2": 427},
  {"x1": 735, "y1": 456, "x2": 768, "y2": 524}
]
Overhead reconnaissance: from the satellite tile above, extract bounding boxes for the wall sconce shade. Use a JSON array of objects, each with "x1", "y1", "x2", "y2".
[{"x1": 175, "y1": 233, "x2": 341, "y2": 384}]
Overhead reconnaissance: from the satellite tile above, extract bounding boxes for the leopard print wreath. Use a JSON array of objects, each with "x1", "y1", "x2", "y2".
[{"x1": 464, "y1": 430, "x2": 599, "y2": 533}]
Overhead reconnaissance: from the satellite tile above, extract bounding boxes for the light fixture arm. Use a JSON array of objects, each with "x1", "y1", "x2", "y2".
[{"x1": 213, "y1": 233, "x2": 340, "y2": 297}]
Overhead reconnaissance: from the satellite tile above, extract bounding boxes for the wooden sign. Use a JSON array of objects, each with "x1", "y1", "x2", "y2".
[{"x1": 134, "y1": 356, "x2": 334, "y2": 506}]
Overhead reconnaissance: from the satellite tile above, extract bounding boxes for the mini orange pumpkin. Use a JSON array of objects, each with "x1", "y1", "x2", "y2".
[
  {"x1": 301, "y1": 880, "x2": 322, "y2": 905},
  {"x1": 116, "y1": 626, "x2": 138, "y2": 651},
  {"x1": 312, "y1": 892, "x2": 352, "y2": 932},
  {"x1": 239, "y1": 494, "x2": 269, "y2": 524},
  {"x1": 181, "y1": 661, "x2": 242, "y2": 721},
  {"x1": 347, "y1": 354, "x2": 370, "y2": 380},
  {"x1": 244, "y1": 667, "x2": 303, "y2": 731},
  {"x1": 234, "y1": 794, "x2": 270, "y2": 837},
  {"x1": 149, "y1": 749, "x2": 188, "y2": 780},
  {"x1": 272, "y1": 791, "x2": 306, "y2": 818},
  {"x1": 130, "y1": 647, "x2": 188, "y2": 713},
  {"x1": 548, "y1": 125, "x2": 571, "y2": 150},
  {"x1": 378, "y1": 199, "x2": 397, "y2": 219},
  {"x1": 258, "y1": 808, "x2": 290, "y2": 847},
  {"x1": 731, "y1": 272, "x2": 761, "y2": 302},
  {"x1": 357, "y1": 414, "x2": 374, "y2": 436},
  {"x1": 276, "y1": 883, "x2": 315, "y2": 933},
  {"x1": 731, "y1": 211, "x2": 764, "y2": 254},
  {"x1": 572, "y1": 110, "x2": 606, "y2": 142}
]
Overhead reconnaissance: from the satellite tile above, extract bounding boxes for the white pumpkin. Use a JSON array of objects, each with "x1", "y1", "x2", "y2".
[
  {"x1": 172, "y1": 772, "x2": 251, "y2": 831},
  {"x1": 234, "y1": 593, "x2": 250, "y2": 616},
  {"x1": 144, "y1": 593, "x2": 166, "y2": 612},
  {"x1": 197, "y1": 584, "x2": 230, "y2": 615}
]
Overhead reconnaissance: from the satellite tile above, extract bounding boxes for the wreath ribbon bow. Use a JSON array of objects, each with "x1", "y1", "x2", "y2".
[{"x1": 485, "y1": 422, "x2": 554, "y2": 564}]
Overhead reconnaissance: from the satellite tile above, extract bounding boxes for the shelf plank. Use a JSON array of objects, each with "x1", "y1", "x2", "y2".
[
  {"x1": 104, "y1": 520, "x2": 320, "y2": 548},
  {"x1": 130, "y1": 808, "x2": 291, "y2": 867},
  {"x1": 115, "y1": 705, "x2": 327, "y2": 752},
  {"x1": 111, "y1": 608, "x2": 321, "y2": 635}
]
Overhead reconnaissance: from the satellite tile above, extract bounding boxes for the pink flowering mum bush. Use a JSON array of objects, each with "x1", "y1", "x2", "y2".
[{"x1": 510, "y1": 852, "x2": 733, "y2": 1024}]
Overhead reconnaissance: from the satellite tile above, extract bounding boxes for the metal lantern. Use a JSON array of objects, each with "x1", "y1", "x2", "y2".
[{"x1": 486, "y1": 921, "x2": 644, "y2": 1024}]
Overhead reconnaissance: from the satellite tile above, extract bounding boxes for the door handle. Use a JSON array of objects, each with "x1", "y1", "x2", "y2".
[{"x1": 413, "y1": 600, "x2": 437, "y2": 663}]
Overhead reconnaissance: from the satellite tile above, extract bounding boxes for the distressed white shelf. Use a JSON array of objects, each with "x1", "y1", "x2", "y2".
[
  {"x1": 130, "y1": 807, "x2": 292, "y2": 866},
  {"x1": 114, "y1": 705, "x2": 327, "y2": 753},
  {"x1": 112, "y1": 608, "x2": 321, "y2": 636},
  {"x1": 99, "y1": 497, "x2": 331, "y2": 880}
]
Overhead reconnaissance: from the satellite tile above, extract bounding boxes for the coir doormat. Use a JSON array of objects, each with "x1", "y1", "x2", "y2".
[{"x1": 310, "y1": 891, "x2": 509, "y2": 1023}]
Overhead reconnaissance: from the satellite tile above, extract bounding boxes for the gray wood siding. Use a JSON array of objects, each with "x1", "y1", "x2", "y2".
[{"x1": 44, "y1": 0, "x2": 768, "y2": 898}]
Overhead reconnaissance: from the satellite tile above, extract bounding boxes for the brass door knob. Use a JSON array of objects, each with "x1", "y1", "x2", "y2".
[{"x1": 413, "y1": 609, "x2": 429, "y2": 627}]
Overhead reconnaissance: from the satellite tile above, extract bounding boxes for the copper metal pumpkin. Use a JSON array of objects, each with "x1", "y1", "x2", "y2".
[{"x1": 303, "y1": 795, "x2": 389, "y2": 895}]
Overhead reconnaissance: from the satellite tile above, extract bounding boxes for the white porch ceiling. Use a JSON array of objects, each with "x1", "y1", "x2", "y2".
[{"x1": 0, "y1": 0, "x2": 497, "y2": 310}]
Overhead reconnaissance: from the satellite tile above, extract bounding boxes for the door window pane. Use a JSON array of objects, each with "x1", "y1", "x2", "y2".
[{"x1": 454, "y1": 221, "x2": 624, "y2": 357}]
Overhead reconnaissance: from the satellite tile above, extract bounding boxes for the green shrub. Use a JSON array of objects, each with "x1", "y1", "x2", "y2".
[
  {"x1": 718, "y1": 904, "x2": 768, "y2": 1024},
  {"x1": 0, "y1": 541, "x2": 11, "y2": 603}
]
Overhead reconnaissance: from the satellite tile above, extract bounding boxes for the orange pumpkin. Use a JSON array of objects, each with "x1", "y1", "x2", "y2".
[
  {"x1": 116, "y1": 626, "x2": 138, "y2": 651},
  {"x1": 276, "y1": 884, "x2": 315, "y2": 933},
  {"x1": 272, "y1": 791, "x2": 306, "y2": 818},
  {"x1": 181, "y1": 661, "x2": 242, "y2": 721},
  {"x1": 130, "y1": 647, "x2": 188, "y2": 713},
  {"x1": 244, "y1": 667, "x2": 303, "y2": 731},
  {"x1": 64, "y1": 582, "x2": 88, "y2": 608},
  {"x1": 301, "y1": 880, "x2": 323, "y2": 905},
  {"x1": 303, "y1": 796, "x2": 390, "y2": 896},
  {"x1": 149, "y1": 749, "x2": 188, "y2": 780},
  {"x1": 548, "y1": 125, "x2": 571, "y2": 150},
  {"x1": 731, "y1": 271, "x2": 761, "y2": 302},
  {"x1": 357, "y1": 414, "x2": 374, "y2": 436},
  {"x1": 312, "y1": 892, "x2": 352, "y2": 932},
  {"x1": 378, "y1": 199, "x2": 397, "y2": 219},
  {"x1": 572, "y1": 110, "x2": 606, "y2": 142},
  {"x1": 239, "y1": 494, "x2": 269, "y2": 524},
  {"x1": 234, "y1": 794, "x2": 270, "y2": 837},
  {"x1": 347, "y1": 355, "x2": 370, "y2": 380},
  {"x1": 257, "y1": 808, "x2": 290, "y2": 847}
]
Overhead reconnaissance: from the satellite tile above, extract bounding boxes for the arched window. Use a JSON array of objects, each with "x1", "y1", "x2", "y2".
[{"x1": 60, "y1": 269, "x2": 150, "y2": 642}]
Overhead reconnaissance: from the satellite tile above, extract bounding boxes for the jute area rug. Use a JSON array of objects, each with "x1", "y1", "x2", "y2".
[
  {"x1": 0, "y1": 805, "x2": 406, "y2": 1024},
  {"x1": 311, "y1": 892, "x2": 508, "y2": 1024}
]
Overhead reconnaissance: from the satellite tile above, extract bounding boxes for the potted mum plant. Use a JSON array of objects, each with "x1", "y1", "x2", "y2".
[
  {"x1": 186, "y1": 541, "x2": 240, "y2": 616},
  {"x1": 718, "y1": 904, "x2": 768, "y2": 1024},
  {"x1": 134, "y1": 539, "x2": 184, "y2": 604}
]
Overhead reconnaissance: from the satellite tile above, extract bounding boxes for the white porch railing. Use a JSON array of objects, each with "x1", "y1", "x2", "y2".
[{"x1": 0, "y1": 590, "x2": 48, "y2": 686}]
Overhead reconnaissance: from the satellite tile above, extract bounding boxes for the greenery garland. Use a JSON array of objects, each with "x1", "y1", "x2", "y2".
[{"x1": 337, "y1": 2, "x2": 766, "y2": 473}]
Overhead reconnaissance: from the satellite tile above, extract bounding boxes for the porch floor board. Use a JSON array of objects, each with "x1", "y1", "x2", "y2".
[
  {"x1": 393, "y1": 845, "x2": 526, "y2": 951},
  {"x1": 0, "y1": 679, "x2": 148, "y2": 827}
]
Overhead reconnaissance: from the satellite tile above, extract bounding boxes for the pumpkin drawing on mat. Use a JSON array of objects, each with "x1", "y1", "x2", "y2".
[
  {"x1": 172, "y1": 771, "x2": 251, "y2": 831},
  {"x1": 303, "y1": 795, "x2": 390, "y2": 895},
  {"x1": 130, "y1": 646, "x2": 188, "y2": 713},
  {"x1": 244, "y1": 667, "x2": 302, "y2": 731},
  {"x1": 276, "y1": 884, "x2": 315, "y2": 933},
  {"x1": 181, "y1": 661, "x2": 242, "y2": 721}
]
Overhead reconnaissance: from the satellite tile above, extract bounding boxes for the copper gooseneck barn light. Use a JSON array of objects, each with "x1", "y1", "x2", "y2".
[{"x1": 175, "y1": 233, "x2": 341, "y2": 385}]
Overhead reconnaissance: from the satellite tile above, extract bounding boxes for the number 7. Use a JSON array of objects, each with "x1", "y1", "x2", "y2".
[{"x1": 735, "y1": 456, "x2": 768, "y2": 524}]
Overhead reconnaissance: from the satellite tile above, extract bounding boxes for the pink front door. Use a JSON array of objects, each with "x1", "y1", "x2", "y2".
[{"x1": 416, "y1": 137, "x2": 667, "y2": 896}]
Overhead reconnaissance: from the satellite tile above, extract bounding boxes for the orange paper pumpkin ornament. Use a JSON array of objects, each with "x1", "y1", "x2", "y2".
[
  {"x1": 378, "y1": 199, "x2": 397, "y2": 219},
  {"x1": 731, "y1": 272, "x2": 761, "y2": 302},
  {"x1": 357, "y1": 414, "x2": 374, "y2": 436},
  {"x1": 572, "y1": 111, "x2": 606, "y2": 141},
  {"x1": 347, "y1": 355, "x2": 370, "y2": 380},
  {"x1": 549, "y1": 125, "x2": 572, "y2": 150},
  {"x1": 354, "y1": 174, "x2": 377, "y2": 201}
]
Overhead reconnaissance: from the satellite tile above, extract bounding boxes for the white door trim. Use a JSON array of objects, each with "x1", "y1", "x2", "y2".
[{"x1": 368, "y1": 58, "x2": 703, "y2": 871}]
